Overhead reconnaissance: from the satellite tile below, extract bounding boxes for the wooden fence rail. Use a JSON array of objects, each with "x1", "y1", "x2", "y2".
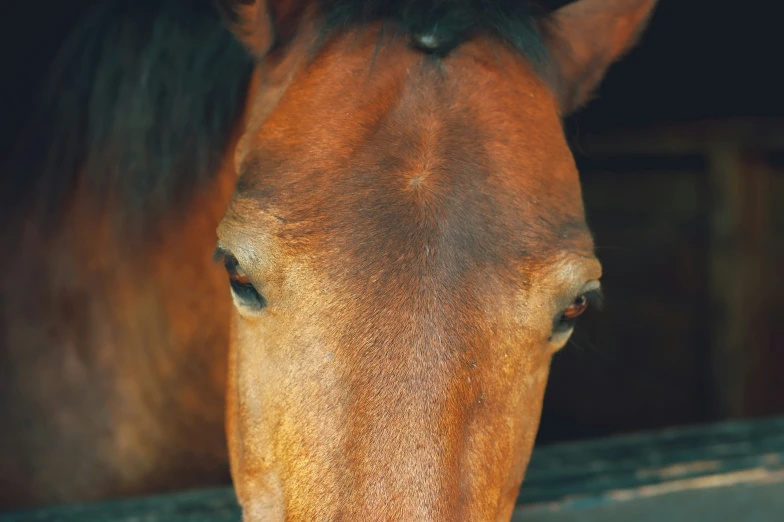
[{"x1": 4, "y1": 416, "x2": 784, "y2": 522}]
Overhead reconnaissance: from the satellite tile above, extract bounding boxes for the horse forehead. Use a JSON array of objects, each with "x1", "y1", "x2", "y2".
[
  {"x1": 230, "y1": 38, "x2": 589, "y2": 273},
  {"x1": 232, "y1": 144, "x2": 589, "y2": 282},
  {"x1": 245, "y1": 32, "x2": 566, "y2": 169}
]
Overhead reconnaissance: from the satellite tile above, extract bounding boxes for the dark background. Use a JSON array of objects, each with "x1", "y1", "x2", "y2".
[
  {"x1": 539, "y1": 0, "x2": 784, "y2": 443},
  {"x1": 2, "y1": 0, "x2": 782, "y2": 445}
]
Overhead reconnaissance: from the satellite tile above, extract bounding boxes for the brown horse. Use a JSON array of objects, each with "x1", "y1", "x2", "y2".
[{"x1": 0, "y1": 0, "x2": 657, "y2": 519}]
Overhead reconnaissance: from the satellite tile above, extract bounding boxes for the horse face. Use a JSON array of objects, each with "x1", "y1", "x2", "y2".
[{"x1": 216, "y1": 1, "x2": 656, "y2": 520}]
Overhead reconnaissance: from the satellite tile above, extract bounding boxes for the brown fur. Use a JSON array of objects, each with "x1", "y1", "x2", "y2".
[
  {"x1": 217, "y1": 0, "x2": 654, "y2": 514},
  {"x1": 0, "y1": 0, "x2": 656, "y2": 518},
  {"x1": 0, "y1": 101, "x2": 246, "y2": 509}
]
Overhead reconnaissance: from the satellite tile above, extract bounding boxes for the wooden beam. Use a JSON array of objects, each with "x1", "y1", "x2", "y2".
[
  {"x1": 579, "y1": 118, "x2": 784, "y2": 157},
  {"x1": 706, "y1": 146, "x2": 772, "y2": 418},
  {"x1": 5, "y1": 417, "x2": 784, "y2": 521},
  {"x1": 706, "y1": 143, "x2": 745, "y2": 417}
]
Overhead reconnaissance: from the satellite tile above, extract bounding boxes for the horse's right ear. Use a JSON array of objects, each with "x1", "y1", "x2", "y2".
[{"x1": 216, "y1": 0, "x2": 275, "y2": 59}]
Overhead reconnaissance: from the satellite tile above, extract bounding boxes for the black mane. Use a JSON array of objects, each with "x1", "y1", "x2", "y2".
[
  {"x1": 4, "y1": 0, "x2": 560, "y2": 240},
  {"x1": 4, "y1": 0, "x2": 252, "y2": 237},
  {"x1": 321, "y1": 0, "x2": 553, "y2": 59}
]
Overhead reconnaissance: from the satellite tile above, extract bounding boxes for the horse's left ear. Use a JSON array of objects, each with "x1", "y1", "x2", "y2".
[
  {"x1": 215, "y1": 0, "x2": 275, "y2": 58},
  {"x1": 543, "y1": 0, "x2": 659, "y2": 114}
]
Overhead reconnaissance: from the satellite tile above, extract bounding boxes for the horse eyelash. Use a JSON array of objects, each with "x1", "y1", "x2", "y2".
[
  {"x1": 212, "y1": 246, "x2": 232, "y2": 264},
  {"x1": 582, "y1": 288, "x2": 605, "y2": 312}
]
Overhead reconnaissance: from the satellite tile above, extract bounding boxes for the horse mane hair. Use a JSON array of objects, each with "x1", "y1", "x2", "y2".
[
  {"x1": 320, "y1": 0, "x2": 554, "y2": 60},
  {"x1": 5, "y1": 0, "x2": 558, "y2": 239},
  {"x1": 4, "y1": 0, "x2": 252, "y2": 237}
]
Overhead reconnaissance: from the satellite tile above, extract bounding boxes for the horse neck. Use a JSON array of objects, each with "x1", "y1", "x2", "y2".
[{"x1": 0, "y1": 88, "x2": 249, "y2": 508}]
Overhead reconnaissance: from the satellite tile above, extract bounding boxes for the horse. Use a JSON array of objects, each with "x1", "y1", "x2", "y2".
[{"x1": 0, "y1": 0, "x2": 658, "y2": 519}]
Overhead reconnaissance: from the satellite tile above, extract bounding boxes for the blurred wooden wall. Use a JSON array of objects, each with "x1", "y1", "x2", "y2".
[{"x1": 538, "y1": 119, "x2": 784, "y2": 444}]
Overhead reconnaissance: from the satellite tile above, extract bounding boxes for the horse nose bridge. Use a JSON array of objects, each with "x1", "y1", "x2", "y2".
[
  {"x1": 346, "y1": 408, "x2": 470, "y2": 520},
  {"x1": 339, "y1": 333, "x2": 482, "y2": 510}
]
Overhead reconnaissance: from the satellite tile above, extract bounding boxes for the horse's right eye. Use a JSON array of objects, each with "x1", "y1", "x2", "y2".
[{"x1": 224, "y1": 254, "x2": 266, "y2": 311}]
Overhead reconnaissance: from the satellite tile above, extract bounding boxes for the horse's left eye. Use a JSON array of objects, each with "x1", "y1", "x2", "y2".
[
  {"x1": 562, "y1": 295, "x2": 589, "y2": 321},
  {"x1": 552, "y1": 289, "x2": 602, "y2": 336}
]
